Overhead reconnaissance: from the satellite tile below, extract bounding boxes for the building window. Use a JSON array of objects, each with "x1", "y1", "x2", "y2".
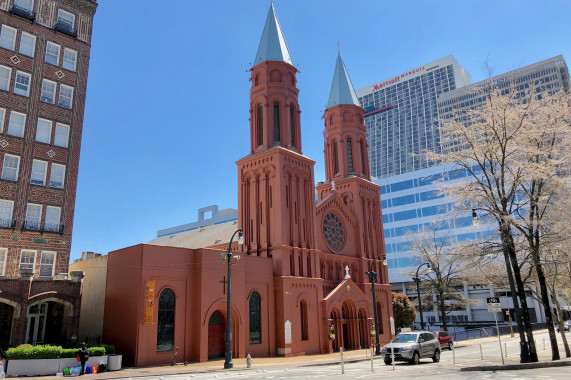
[
  {"x1": 249, "y1": 291, "x2": 262, "y2": 344},
  {"x1": 0, "y1": 65, "x2": 11, "y2": 91},
  {"x1": 0, "y1": 247, "x2": 6, "y2": 276},
  {"x1": 333, "y1": 140, "x2": 339, "y2": 175},
  {"x1": 39, "y1": 251, "x2": 56, "y2": 277},
  {"x1": 57, "y1": 9, "x2": 75, "y2": 31},
  {"x1": 14, "y1": 0, "x2": 34, "y2": 11},
  {"x1": 63, "y1": 48, "x2": 77, "y2": 71},
  {"x1": 36, "y1": 118, "x2": 52, "y2": 143},
  {"x1": 19, "y1": 32, "x2": 36, "y2": 57},
  {"x1": 50, "y1": 163, "x2": 65, "y2": 188},
  {"x1": 44, "y1": 206, "x2": 60, "y2": 232},
  {"x1": 54, "y1": 123, "x2": 69, "y2": 147},
  {"x1": 45, "y1": 42, "x2": 60, "y2": 65},
  {"x1": 289, "y1": 105, "x2": 295, "y2": 148},
  {"x1": 24, "y1": 203, "x2": 41, "y2": 230},
  {"x1": 40, "y1": 79, "x2": 56, "y2": 103},
  {"x1": 14, "y1": 71, "x2": 31, "y2": 97},
  {"x1": 58, "y1": 84, "x2": 73, "y2": 108},
  {"x1": 19, "y1": 250, "x2": 36, "y2": 272},
  {"x1": 347, "y1": 138, "x2": 353, "y2": 173},
  {"x1": 0, "y1": 25, "x2": 16, "y2": 51},
  {"x1": 0, "y1": 108, "x2": 5, "y2": 132},
  {"x1": 7, "y1": 111, "x2": 26, "y2": 137},
  {"x1": 257, "y1": 104, "x2": 263, "y2": 147},
  {"x1": 157, "y1": 288, "x2": 176, "y2": 352},
  {"x1": 1, "y1": 154, "x2": 20, "y2": 181},
  {"x1": 44, "y1": 206, "x2": 61, "y2": 232},
  {"x1": 30, "y1": 159, "x2": 47, "y2": 185},
  {"x1": 360, "y1": 140, "x2": 365, "y2": 175},
  {"x1": 300, "y1": 300, "x2": 309, "y2": 340},
  {"x1": 273, "y1": 102, "x2": 280, "y2": 143},
  {"x1": 0, "y1": 200, "x2": 14, "y2": 228}
]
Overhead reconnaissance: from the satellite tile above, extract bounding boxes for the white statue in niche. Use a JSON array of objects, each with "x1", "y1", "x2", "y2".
[
  {"x1": 344, "y1": 265, "x2": 351, "y2": 279},
  {"x1": 284, "y1": 320, "x2": 292, "y2": 344}
]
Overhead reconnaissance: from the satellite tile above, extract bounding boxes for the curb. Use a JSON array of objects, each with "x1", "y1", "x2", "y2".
[{"x1": 460, "y1": 359, "x2": 571, "y2": 371}]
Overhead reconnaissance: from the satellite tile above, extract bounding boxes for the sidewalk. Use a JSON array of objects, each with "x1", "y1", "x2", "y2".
[{"x1": 27, "y1": 329, "x2": 571, "y2": 379}]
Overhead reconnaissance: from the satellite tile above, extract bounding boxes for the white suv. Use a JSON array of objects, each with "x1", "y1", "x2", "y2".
[{"x1": 381, "y1": 331, "x2": 441, "y2": 365}]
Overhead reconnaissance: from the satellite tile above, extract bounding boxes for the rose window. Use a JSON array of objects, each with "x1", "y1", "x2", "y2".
[{"x1": 323, "y1": 212, "x2": 345, "y2": 252}]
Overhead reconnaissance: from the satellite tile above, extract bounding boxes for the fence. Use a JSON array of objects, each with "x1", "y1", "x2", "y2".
[{"x1": 450, "y1": 322, "x2": 547, "y2": 342}]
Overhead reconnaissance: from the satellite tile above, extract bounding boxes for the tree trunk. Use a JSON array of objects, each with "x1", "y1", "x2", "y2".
[
  {"x1": 529, "y1": 233, "x2": 560, "y2": 360},
  {"x1": 500, "y1": 220, "x2": 539, "y2": 362},
  {"x1": 439, "y1": 288, "x2": 448, "y2": 331},
  {"x1": 550, "y1": 283, "x2": 571, "y2": 358}
]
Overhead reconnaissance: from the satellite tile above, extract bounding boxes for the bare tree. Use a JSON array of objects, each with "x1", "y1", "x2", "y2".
[
  {"x1": 408, "y1": 221, "x2": 476, "y2": 331},
  {"x1": 427, "y1": 84, "x2": 571, "y2": 362}
]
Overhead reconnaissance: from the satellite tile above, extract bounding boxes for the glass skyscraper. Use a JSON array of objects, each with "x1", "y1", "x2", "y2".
[{"x1": 356, "y1": 56, "x2": 470, "y2": 179}]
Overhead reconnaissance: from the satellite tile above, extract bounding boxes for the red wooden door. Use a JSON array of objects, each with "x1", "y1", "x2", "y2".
[{"x1": 208, "y1": 311, "x2": 225, "y2": 359}]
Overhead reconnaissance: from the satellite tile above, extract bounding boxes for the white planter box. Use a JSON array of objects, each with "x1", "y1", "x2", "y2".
[
  {"x1": 87, "y1": 355, "x2": 108, "y2": 367},
  {"x1": 6, "y1": 358, "x2": 60, "y2": 376},
  {"x1": 107, "y1": 354, "x2": 122, "y2": 371},
  {"x1": 58, "y1": 355, "x2": 108, "y2": 372}
]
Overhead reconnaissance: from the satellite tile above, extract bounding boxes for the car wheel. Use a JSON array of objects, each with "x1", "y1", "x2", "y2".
[
  {"x1": 433, "y1": 349, "x2": 440, "y2": 363},
  {"x1": 384, "y1": 359, "x2": 392, "y2": 365},
  {"x1": 448, "y1": 341, "x2": 453, "y2": 350},
  {"x1": 410, "y1": 351, "x2": 420, "y2": 365}
]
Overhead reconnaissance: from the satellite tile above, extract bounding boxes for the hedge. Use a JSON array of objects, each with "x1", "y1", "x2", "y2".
[
  {"x1": 6, "y1": 345, "x2": 107, "y2": 360},
  {"x1": 102, "y1": 344, "x2": 115, "y2": 355},
  {"x1": 7, "y1": 345, "x2": 63, "y2": 360}
]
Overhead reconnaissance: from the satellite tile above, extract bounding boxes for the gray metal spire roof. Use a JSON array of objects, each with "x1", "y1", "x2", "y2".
[
  {"x1": 327, "y1": 52, "x2": 360, "y2": 108},
  {"x1": 254, "y1": 3, "x2": 293, "y2": 66}
]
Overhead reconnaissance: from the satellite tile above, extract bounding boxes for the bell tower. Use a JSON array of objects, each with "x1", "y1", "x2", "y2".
[
  {"x1": 315, "y1": 53, "x2": 387, "y2": 281},
  {"x1": 237, "y1": 4, "x2": 316, "y2": 278}
]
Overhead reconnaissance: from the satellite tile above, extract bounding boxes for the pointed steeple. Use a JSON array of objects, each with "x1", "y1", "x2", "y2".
[
  {"x1": 254, "y1": 3, "x2": 293, "y2": 66},
  {"x1": 327, "y1": 52, "x2": 360, "y2": 108}
]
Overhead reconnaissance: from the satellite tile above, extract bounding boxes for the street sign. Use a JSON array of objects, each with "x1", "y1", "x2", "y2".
[{"x1": 487, "y1": 297, "x2": 501, "y2": 312}]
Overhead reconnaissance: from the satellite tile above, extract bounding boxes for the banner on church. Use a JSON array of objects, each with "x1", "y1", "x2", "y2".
[{"x1": 144, "y1": 281, "x2": 155, "y2": 325}]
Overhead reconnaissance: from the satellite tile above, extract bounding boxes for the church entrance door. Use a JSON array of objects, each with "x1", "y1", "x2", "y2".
[
  {"x1": 208, "y1": 311, "x2": 225, "y2": 359},
  {"x1": 342, "y1": 323, "x2": 348, "y2": 349}
]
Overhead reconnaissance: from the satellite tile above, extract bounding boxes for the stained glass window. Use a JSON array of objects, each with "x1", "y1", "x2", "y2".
[
  {"x1": 157, "y1": 288, "x2": 175, "y2": 352},
  {"x1": 323, "y1": 213, "x2": 345, "y2": 252},
  {"x1": 249, "y1": 291, "x2": 261, "y2": 344}
]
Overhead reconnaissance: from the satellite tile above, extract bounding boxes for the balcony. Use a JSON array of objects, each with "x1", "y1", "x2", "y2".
[
  {"x1": 54, "y1": 20, "x2": 77, "y2": 38},
  {"x1": 21, "y1": 220, "x2": 65, "y2": 235},
  {"x1": 0, "y1": 218, "x2": 16, "y2": 230},
  {"x1": 11, "y1": 4, "x2": 36, "y2": 21}
]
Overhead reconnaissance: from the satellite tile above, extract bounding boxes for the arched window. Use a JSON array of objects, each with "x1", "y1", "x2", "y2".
[
  {"x1": 289, "y1": 105, "x2": 295, "y2": 148},
  {"x1": 257, "y1": 104, "x2": 263, "y2": 147},
  {"x1": 157, "y1": 288, "x2": 175, "y2": 351},
  {"x1": 333, "y1": 140, "x2": 339, "y2": 175},
  {"x1": 360, "y1": 140, "x2": 366, "y2": 175},
  {"x1": 249, "y1": 291, "x2": 262, "y2": 344},
  {"x1": 347, "y1": 138, "x2": 353, "y2": 172},
  {"x1": 274, "y1": 102, "x2": 280, "y2": 143},
  {"x1": 300, "y1": 300, "x2": 309, "y2": 340}
]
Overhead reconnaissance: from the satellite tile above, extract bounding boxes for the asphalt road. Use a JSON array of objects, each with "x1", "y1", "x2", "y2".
[{"x1": 118, "y1": 331, "x2": 571, "y2": 380}]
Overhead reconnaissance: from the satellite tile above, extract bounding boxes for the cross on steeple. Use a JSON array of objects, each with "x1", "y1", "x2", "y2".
[{"x1": 337, "y1": 41, "x2": 340, "y2": 53}]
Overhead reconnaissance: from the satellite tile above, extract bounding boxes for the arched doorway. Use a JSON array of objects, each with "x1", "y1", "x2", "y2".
[
  {"x1": 208, "y1": 311, "x2": 225, "y2": 359},
  {"x1": 26, "y1": 300, "x2": 67, "y2": 345},
  {"x1": 330, "y1": 308, "x2": 341, "y2": 352},
  {"x1": 358, "y1": 308, "x2": 368, "y2": 349},
  {"x1": 0, "y1": 301, "x2": 15, "y2": 349}
]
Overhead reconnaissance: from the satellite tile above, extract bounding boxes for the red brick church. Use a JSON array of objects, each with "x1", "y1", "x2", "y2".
[{"x1": 103, "y1": 4, "x2": 392, "y2": 366}]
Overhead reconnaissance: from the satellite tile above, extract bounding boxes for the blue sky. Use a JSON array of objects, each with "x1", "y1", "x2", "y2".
[{"x1": 71, "y1": 0, "x2": 571, "y2": 260}]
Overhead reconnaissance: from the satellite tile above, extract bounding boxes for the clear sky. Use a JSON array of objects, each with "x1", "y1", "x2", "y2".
[{"x1": 71, "y1": 0, "x2": 571, "y2": 261}]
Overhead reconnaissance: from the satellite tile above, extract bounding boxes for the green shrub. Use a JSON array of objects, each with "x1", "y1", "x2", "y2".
[
  {"x1": 61, "y1": 348, "x2": 79, "y2": 358},
  {"x1": 102, "y1": 344, "x2": 115, "y2": 355},
  {"x1": 7, "y1": 345, "x2": 62, "y2": 360},
  {"x1": 17, "y1": 344, "x2": 32, "y2": 349},
  {"x1": 88, "y1": 346, "x2": 105, "y2": 356}
]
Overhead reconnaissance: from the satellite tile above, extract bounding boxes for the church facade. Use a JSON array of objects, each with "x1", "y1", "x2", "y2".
[{"x1": 103, "y1": 4, "x2": 392, "y2": 367}]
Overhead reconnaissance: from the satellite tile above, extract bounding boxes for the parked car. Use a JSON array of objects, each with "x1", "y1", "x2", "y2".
[
  {"x1": 556, "y1": 320, "x2": 571, "y2": 332},
  {"x1": 381, "y1": 331, "x2": 441, "y2": 365},
  {"x1": 434, "y1": 330, "x2": 454, "y2": 350}
]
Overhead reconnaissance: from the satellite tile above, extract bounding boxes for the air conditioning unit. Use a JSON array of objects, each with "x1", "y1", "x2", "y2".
[{"x1": 54, "y1": 273, "x2": 68, "y2": 280}]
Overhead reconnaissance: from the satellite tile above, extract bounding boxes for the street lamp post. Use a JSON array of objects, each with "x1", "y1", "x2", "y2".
[
  {"x1": 222, "y1": 229, "x2": 244, "y2": 369},
  {"x1": 412, "y1": 262, "x2": 431, "y2": 330},
  {"x1": 365, "y1": 254, "x2": 388, "y2": 355}
]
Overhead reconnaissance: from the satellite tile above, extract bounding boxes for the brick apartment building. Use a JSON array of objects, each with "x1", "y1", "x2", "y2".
[{"x1": 0, "y1": 0, "x2": 97, "y2": 349}]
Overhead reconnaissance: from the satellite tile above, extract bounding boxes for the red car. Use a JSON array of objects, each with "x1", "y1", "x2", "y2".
[{"x1": 434, "y1": 331, "x2": 454, "y2": 350}]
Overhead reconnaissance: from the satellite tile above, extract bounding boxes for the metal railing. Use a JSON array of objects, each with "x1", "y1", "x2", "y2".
[{"x1": 450, "y1": 322, "x2": 548, "y2": 342}]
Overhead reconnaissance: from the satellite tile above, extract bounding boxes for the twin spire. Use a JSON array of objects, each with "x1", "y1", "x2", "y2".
[
  {"x1": 254, "y1": 3, "x2": 360, "y2": 109},
  {"x1": 254, "y1": 3, "x2": 293, "y2": 66}
]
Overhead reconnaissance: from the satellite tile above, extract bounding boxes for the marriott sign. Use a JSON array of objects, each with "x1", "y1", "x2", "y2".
[{"x1": 372, "y1": 65, "x2": 426, "y2": 92}]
